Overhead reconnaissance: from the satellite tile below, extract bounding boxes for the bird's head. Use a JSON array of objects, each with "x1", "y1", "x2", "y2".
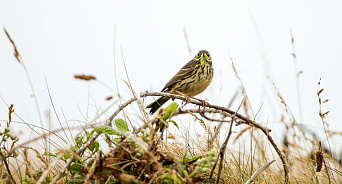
[{"x1": 194, "y1": 50, "x2": 212, "y2": 65}]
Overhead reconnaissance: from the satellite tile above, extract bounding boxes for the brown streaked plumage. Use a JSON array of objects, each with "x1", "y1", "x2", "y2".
[{"x1": 147, "y1": 50, "x2": 214, "y2": 114}]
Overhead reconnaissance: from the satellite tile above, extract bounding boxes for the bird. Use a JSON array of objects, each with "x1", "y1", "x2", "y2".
[{"x1": 147, "y1": 50, "x2": 214, "y2": 114}]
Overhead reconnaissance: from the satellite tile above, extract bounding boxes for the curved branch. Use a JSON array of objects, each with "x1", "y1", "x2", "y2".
[
  {"x1": 141, "y1": 91, "x2": 289, "y2": 183},
  {"x1": 141, "y1": 91, "x2": 270, "y2": 132}
]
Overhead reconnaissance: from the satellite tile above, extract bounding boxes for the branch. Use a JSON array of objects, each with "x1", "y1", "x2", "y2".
[
  {"x1": 174, "y1": 109, "x2": 271, "y2": 132},
  {"x1": 141, "y1": 91, "x2": 289, "y2": 183},
  {"x1": 142, "y1": 92, "x2": 270, "y2": 132}
]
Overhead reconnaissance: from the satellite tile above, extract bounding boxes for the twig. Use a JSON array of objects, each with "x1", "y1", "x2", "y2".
[
  {"x1": 141, "y1": 91, "x2": 289, "y2": 182},
  {"x1": 217, "y1": 108, "x2": 242, "y2": 183},
  {"x1": 210, "y1": 99, "x2": 244, "y2": 183},
  {"x1": 175, "y1": 107, "x2": 270, "y2": 132},
  {"x1": 209, "y1": 91, "x2": 239, "y2": 148},
  {"x1": 108, "y1": 97, "x2": 137, "y2": 125},
  {"x1": 141, "y1": 91, "x2": 269, "y2": 131},
  {"x1": 215, "y1": 117, "x2": 235, "y2": 183},
  {"x1": 245, "y1": 159, "x2": 276, "y2": 184},
  {"x1": 198, "y1": 111, "x2": 231, "y2": 123}
]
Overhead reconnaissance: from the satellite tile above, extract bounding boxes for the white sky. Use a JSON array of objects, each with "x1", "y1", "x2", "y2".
[{"x1": 0, "y1": 1, "x2": 341, "y2": 152}]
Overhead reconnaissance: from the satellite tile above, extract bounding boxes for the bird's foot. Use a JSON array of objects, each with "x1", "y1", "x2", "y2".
[
  {"x1": 176, "y1": 91, "x2": 190, "y2": 105},
  {"x1": 176, "y1": 91, "x2": 209, "y2": 109},
  {"x1": 192, "y1": 97, "x2": 209, "y2": 109}
]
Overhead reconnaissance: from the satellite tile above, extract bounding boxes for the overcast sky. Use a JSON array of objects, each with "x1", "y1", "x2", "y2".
[{"x1": 0, "y1": 1, "x2": 341, "y2": 151}]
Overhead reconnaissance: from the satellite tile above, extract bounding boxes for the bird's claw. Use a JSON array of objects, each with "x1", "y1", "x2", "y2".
[
  {"x1": 176, "y1": 91, "x2": 190, "y2": 105},
  {"x1": 176, "y1": 91, "x2": 209, "y2": 109},
  {"x1": 198, "y1": 99, "x2": 209, "y2": 109}
]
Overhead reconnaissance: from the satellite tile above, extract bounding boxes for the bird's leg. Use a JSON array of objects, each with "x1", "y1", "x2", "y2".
[
  {"x1": 176, "y1": 91, "x2": 190, "y2": 104},
  {"x1": 191, "y1": 96, "x2": 209, "y2": 109},
  {"x1": 176, "y1": 91, "x2": 209, "y2": 109}
]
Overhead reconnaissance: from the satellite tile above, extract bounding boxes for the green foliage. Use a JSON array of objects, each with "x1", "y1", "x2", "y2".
[
  {"x1": 168, "y1": 120, "x2": 179, "y2": 129},
  {"x1": 115, "y1": 118, "x2": 129, "y2": 134},
  {"x1": 43, "y1": 152, "x2": 57, "y2": 157},
  {"x1": 157, "y1": 103, "x2": 179, "y2": 129},
  {"x1": 160, "y1": 173, "x2": 183, "y2": 184},
  {"x1": 33, "y1": 169, "x2": 52, "y2": 183},
  {"x1": 68, "y1": 161, "x2": 84, "y2": 175},
  {"x1": 190, "y1": 149, "x2": 217, "y2": 177},
  {"x1": 140, "y1": 128, "x2": 150, "y2": 142},
  {"x1": 92, "y1": 125, "x2": 121, "y2": 136},
  {"x1": 162, "y1": 103, "x2": 178, "y2": 121},
  {"x1": 67, "y1": 176, "x2": 85, "y2": 183},
  {"x1": 62, "y1": 152, "x2": 71, "y2": 162},
  {"x1": 92, "y1": 118, "x2": 130, "y2": 138},
  {"x1": 161, "y1": 149, "x2": 218, "y2": 183},
  {"x1": 181, "y1": 150, "x2": 201, "y2": 164}
]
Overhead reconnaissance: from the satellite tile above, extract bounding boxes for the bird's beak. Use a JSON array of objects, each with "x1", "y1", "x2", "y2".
[{"x1": 200, "y1": 54, "x2": 209, "y2": 65}]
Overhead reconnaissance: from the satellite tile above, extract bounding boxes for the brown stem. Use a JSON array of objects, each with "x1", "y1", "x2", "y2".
[{"x1": 141, "y1": 91, "x2": 289, "y2": 183}]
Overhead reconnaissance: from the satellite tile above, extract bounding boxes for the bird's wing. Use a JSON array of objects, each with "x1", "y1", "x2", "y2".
[{"x1": 161, "y1": 59, "x2": 196, "y2": 92}]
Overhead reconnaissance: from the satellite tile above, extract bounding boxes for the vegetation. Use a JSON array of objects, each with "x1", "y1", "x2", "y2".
[{"x1": 1, "y1": 28, "x2": 341, "y2": 183}]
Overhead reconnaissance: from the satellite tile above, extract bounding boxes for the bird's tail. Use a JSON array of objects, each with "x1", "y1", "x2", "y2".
[{"x1": 146, "y1": 96, "x2": 169, "y2": 114}]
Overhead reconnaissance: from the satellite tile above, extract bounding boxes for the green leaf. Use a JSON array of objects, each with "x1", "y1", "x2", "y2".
[
  {"x1": 94, "y1": 141, "x2": 100, "y2": 151},
  {"x1": 62, "y1": 153, "x2": 71, "y2": 161},
  {"x1": 182, "y1": 150, "x2": 188, "y2": 164},
  {"x1": 113, "y1": 137, "x2": 122, "y2": 142},
  {"x1": 89, "y1": 141, "x2": 99, "y2": 152},
  {"x1": 93, "y1": 125, "x2": 122, "y2": 136},
  {"x1": 43, "y1": 152, "x2": 57, "y2": 157},
  {"x1": 67, "y1": 176, "x2": 85, "y2": 183},
  {"x1": 168, "y1": 120, "x2": 179, "y2": 129},
  {"x1": 163, "y1": 103, "x2": 179, "y2": 121},
  {"x1": 115, "y1": 118, "x2": 129, "y2": 134},
  {"x1": 85, "y1": 130, "x2": 94, "y2": 140},
  {"x1": 189, "y1": 155, "x2": 201, "y2": 163},
  {"x1": 68, "y1": 163, "x2": 83, "y2": 173},
  {"x1": 75, "y1": 136, "x2": 83, "y2": 148}
]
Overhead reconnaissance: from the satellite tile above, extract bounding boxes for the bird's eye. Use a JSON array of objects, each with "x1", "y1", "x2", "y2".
[
  {"x1": 207, "y1": 54, "x2": 210, "y2": 57},
  {"x1": 197, "y1": 53, "x2": 201, "y2": 57}
]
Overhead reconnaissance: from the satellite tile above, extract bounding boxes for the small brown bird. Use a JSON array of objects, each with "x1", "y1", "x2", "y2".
[{"x1": 147, "y1": 50, "x2": 214, "y2": 114}]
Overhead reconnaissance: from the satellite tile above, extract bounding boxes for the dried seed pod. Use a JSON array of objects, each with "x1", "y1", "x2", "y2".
[
  {"x1": 74, "y1": 74, "x2": 96, "y2": 81},
  {"x1": 315, "y1": 141, "x2": 323, "y2": 172}
]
